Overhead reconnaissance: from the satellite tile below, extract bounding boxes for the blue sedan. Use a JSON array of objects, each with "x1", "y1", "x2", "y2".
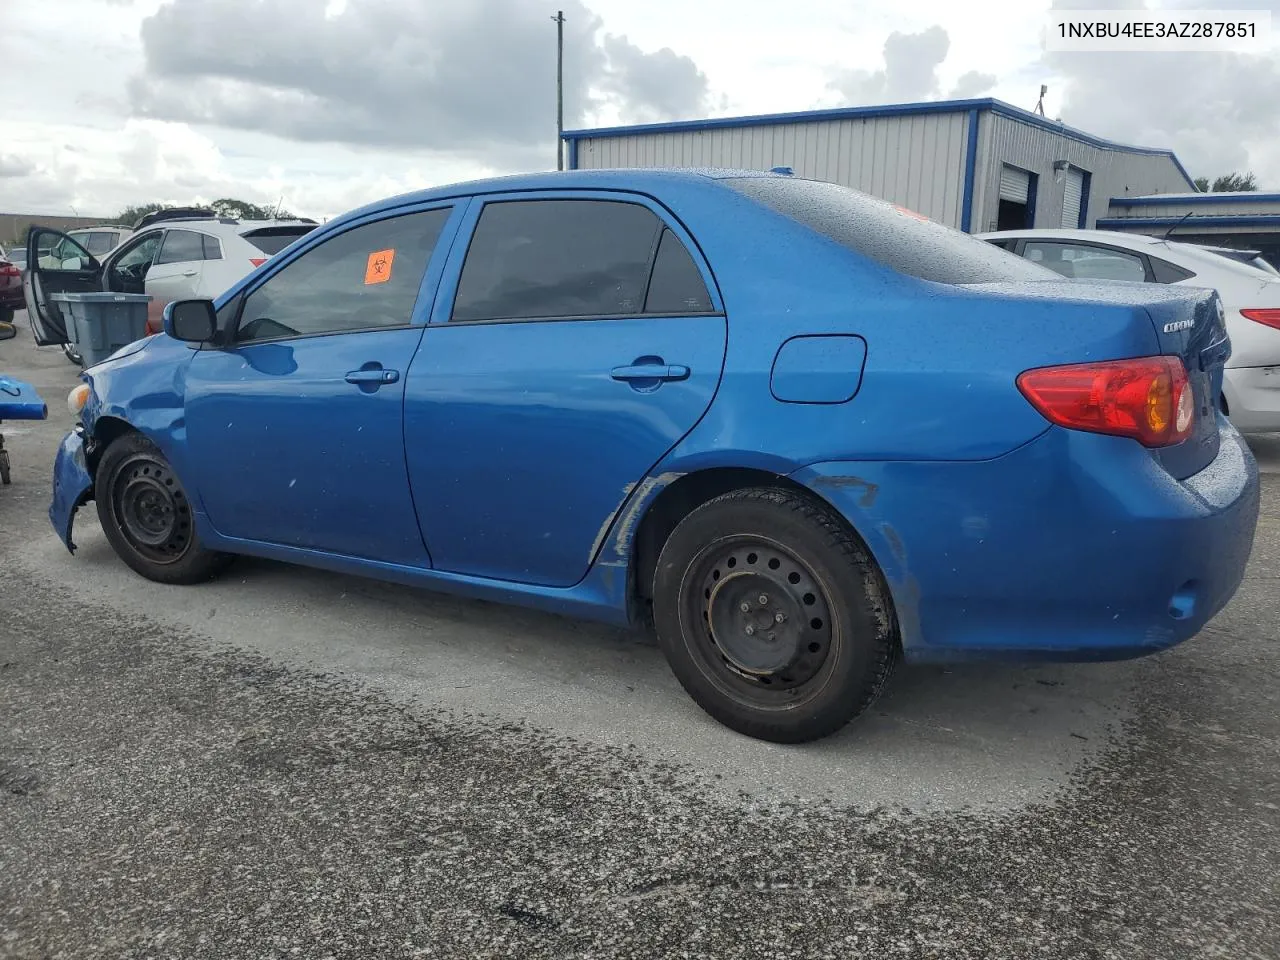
[{"x1": 43, "y1": 169, "x2": 1260, "y2": 743}]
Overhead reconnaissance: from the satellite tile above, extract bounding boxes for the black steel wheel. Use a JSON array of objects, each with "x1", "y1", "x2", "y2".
[
  {"x1": 95, "y1": 432, "x2": 232, "y2": 584},
  {"x1": 653, "y1": 487, "x2": 897, "y2": 743}
]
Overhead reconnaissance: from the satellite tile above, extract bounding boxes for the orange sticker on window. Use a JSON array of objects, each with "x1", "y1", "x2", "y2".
[{"x1": 364, "y1": 249, "x2": 395, "y2": 285}]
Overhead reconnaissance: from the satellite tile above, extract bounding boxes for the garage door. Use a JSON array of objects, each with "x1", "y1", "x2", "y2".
[
  {"x1": 999, "y1": 165, "x2": 1031, "y2": 204},
  {"x1": 1061, "y1": 167, "x2": 1084, "y2": 228}
]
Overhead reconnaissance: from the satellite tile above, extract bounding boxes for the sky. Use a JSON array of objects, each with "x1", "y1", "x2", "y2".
[{"x1": 1, "y1": 0, "x2": 1278, "y2": 221}]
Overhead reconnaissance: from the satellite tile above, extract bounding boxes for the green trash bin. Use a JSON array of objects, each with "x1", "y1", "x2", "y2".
[{"x1": 49, "y1": 292, "x2": 153, "y2": 368}]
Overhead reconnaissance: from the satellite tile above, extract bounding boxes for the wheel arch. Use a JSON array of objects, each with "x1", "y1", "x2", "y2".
[{"x1": 628, "y1": 466, "x2": 900, "y2": 639}]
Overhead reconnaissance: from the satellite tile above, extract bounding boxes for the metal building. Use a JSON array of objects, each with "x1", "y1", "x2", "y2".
[
  {"x1": 1099, "y1": 192, "x2": 1280, "y2": 267},
  {"x1": 562, "y1": 98, "x2": 1195, "y2": 234}
]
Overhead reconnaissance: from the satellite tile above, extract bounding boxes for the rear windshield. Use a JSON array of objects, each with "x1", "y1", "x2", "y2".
[
  {"x1": 240, "y1": 226, "x2": 315, "y2": 255},
  {"x1": 726, "y1": 176, "x2": 1055, "y2": 285}
]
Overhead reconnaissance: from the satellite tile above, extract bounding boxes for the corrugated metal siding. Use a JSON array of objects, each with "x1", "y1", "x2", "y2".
[
  {"x1": 972, "y1": 114, "x2": 1190, "y2": 232},
  {"x1": 1106, "y1": 198, "x2": 1280, "y2": 218},
  {"x1": 572, "y1": 111, "x2": 972, "y2": 228}
]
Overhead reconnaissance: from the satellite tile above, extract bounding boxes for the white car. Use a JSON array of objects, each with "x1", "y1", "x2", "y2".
[
  {"x1": 24, "y1": 214, "x2": 317, "y2": 364},
  {"x1": 981, "y1": 228, "x2": 1280, "y2": 434}
]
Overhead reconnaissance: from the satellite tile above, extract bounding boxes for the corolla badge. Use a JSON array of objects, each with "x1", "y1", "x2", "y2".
[{"x1": 1163, "y1": 318, "x2": 1195, "y2": 333}]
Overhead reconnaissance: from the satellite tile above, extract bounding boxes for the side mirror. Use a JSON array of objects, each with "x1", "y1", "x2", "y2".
[
  {"x1": 0, "y1": 322, "x2": 16, "y2": 342},
  {"x1": 163, "y1": 299, "x2": 217, "y2": 343}
]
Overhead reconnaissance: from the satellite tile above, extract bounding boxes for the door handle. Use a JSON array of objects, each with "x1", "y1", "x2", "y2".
[
  {"x1": 610, "y1": 363, "x2": 690, "y2": 382},
  {"x1": 345, "y1": 368, "x2": 399, "y2": 384},
  {"x1": 181, "y1": 270, "x2": 198, "y2": 277}
]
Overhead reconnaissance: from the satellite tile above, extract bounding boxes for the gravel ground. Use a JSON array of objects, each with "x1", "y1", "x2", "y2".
[{"x1": 1, "y1": 322, "x2": 1278, "y2": 958}]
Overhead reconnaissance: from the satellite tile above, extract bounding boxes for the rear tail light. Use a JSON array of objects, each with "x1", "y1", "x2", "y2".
[
  {"x1": 0, "y1": 263, "x2": 19, "y2": 278},
  {"x1": 249, "y1": 258, "x2": 267, "y2": 268},
  {"x1": 1240, "y1": 308, "x2": 1280, "y2": 331},
  {"x1": 1017, "y1": 356, "x2": 1194, "y2": 448}
]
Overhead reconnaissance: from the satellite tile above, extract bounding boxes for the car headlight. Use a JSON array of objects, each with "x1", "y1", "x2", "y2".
[{"x1": 67, "y1": 384, "x2": 91, "y2": 418}]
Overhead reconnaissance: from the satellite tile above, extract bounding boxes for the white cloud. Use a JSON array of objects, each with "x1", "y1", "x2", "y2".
[{"x1": 2, "y1": 0, "x2": 1280, "y2": 221}]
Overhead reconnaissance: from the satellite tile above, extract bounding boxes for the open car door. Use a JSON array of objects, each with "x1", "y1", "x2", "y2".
[{"x1": 23, "y1": 228, "x2": 103, "y2": 346}]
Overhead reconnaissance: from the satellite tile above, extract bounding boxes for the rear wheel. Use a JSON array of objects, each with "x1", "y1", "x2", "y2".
[
  {"x1": 652, "y1": 487, "x2": 897, "y2": 743},
  {"x1": 62, "y1": 342, "x2": 84, "y2": 366},
  {"x1": 95, "y1": 433, "x2": 231, "y2": 584}
]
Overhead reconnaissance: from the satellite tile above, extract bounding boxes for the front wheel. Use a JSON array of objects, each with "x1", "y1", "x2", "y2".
[
  {"x1": 95, "y1": 433, "x2": 232, "y2": 584},
  {"x1": 62, "y1": 342, "x2": 83, "y2": 366},
  {"x1": 653, "y1": 487, "x2": 897, "y2": 744}
]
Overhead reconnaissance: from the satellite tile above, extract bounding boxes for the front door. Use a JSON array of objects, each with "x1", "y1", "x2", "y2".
[
  {"x1": 144, "y1": 228, "x2": 208, "y2": 332},
  {"x1": 23, "y1": 229, "x2": 102, "y2": 344},
  {"x1": 406, "y1": 194, "x2": 728, "y2": 588},
  {"x1": 183, "y1": 204, "x2": 459, "y2": 565}
]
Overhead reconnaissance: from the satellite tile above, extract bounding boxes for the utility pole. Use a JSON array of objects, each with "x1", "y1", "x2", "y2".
[{"x1": 552, "y1": 10, "x2": 565, "y2": 170}]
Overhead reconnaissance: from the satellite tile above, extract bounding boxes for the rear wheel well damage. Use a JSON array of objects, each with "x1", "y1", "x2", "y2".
[{"x1": 629, "y1": 468, "x2": 898, "y2": 639}]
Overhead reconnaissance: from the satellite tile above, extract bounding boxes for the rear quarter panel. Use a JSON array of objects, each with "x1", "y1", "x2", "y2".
[{"x1": 647, "y1": 181, "x2": 1162, "y2": 469}]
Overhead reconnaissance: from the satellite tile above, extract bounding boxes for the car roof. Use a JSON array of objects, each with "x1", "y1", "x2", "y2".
[
  {"x1": 980, "y1": 227, "x2": 1280, "y2": 282},
  {"x1": 330, "y1": 167, "x2": 788, "y2": 223}
]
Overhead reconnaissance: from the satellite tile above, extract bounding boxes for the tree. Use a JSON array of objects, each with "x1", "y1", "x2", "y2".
[{"x1": 1193, "y1": 172, "x2": 1258, "y2": 193}]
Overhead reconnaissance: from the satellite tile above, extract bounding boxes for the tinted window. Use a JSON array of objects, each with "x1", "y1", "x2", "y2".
[
  {"x1": 452, "y1": 199, "x2": 662, "y2": 322},
  {"x1": 1023, "y1": 241, "x2": 1147, "y2": 282},
  {"x1": 644, "y1": 229, "x2": 713, "y2": 314},
  {"x1": 726, "y1": 177, "x2": 1054, "y2": 285},
  {"x1": 1150, "y1": 256, "x2": 1195, "y2": 283},
  {"x1": 202, "y1": 234, "x2": 223, "y2": 260},
  {"x1": 241, "y1": 226, "x2": 315, "y2": 255},
  {"x1": 236, "y1": 208, "x2": 448, "y2": 343},
  {"x1": 984, "y1": 238, "x2": 1015, "y2": 250},
  {"x1": 76, "y1": 231, "x2": 120, "y2": 255},
  {"x1": 156, "y1": 229, "x2": 207, "y2": 265}
]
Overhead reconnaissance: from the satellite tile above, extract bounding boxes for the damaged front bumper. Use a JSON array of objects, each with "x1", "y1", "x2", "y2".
[{"x1": 50, "y1": 427, "x2": 94, "y2": 553}]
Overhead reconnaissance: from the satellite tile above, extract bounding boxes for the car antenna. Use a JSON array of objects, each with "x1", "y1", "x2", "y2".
[{"x1": 1161, "y1": 210, "x2": 1195, "y2": 243}]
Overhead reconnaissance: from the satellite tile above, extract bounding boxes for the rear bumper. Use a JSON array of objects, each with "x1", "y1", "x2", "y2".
[
  {"x1": 49, "y1": 429, "x2": 94, "y2": 553},
  {"x1": 792, "y1": 419, "x2": 1260, "y2": 662},
  {"x1": 1223, "y1": 365, "x2": 1280, "y2": 433}
]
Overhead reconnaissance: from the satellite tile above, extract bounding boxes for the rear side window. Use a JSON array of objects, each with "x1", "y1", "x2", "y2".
[
  {"x1": 1150, "y1": 256, "x2": 1195, "y2": 283},
  {"x1": 76, "y1": 231, "x2": 120, "y2": 255},
  {"x1": 202, "y1": 235, "x2": 223, "y2": 260},
  {"x1": 241, "y1": 226, "x2": 316, "y2": 256},
  {"x1": 156, "y1": 229, "x2": 207, "y2": 265},
  {"x1": 235, "y1": 208, "x2": 449, "y2": 343},
  {"x1": 645, "y1": 229, "x2": 713, "y2": 314},
  {"x1": 726, "y1": 177, "x2": 1054, "y2": 285},
  {"x1": 452, "y1": 199, "x2": 662, "y2": 321},
  {"x1": 1023, "y1": 241, "x2": 1147, "y2": 282}
]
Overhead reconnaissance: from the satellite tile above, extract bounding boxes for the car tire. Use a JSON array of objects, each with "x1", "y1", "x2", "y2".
[
  {"x1": 0, "y1": 306, "x2": 13, "y2": 325},
  {"x1": 95, "y1": 432, "x2": 232, "y2": 585},
  {"x1": 652, "y1": 486, "x2": 897, "y2": 744},
  {"x1": 62, "y1": 343, "x2": 84, "y2": 366}
]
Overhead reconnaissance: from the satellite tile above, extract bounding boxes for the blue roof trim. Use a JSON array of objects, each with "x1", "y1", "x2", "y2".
[
  {"x1": 1110, "y1": 193, "x2": 1280, "y2": 207},
  {"x1": 960, "y1": 109, "x2": 980, "y2": 233},
  {"x1": 563, "y1": 97, "x2": 1197, "y2": 191},
  {"x1": 1098, "y1": 215, "x2": 1280, "y2": 229}
]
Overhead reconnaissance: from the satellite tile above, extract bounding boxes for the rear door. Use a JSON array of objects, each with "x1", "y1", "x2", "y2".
[
  {"x1": 23, "y1": 228, "x2": 103, "y2": 345},
  {"x1": 405, "y1": 192, "x2": 727, "y2": 588},
  {"x1": 145, "y1": 228, "x2": 207, "y2": 330}
]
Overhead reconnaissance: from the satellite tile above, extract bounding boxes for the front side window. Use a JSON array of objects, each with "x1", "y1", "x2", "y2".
[
  {"x1": 156, "y1": 229, "x2": 208, "y2": 265},
  {"x1": 107, "y1": 232, "x2": 163, "y2": 289},
  {"x1": 451, "y1": 199, "x2": 663, "y2": 322},
  {"x1": 1023, "y1": 241, "x2": 1147, "y2": 282},
  {"x1": 235, "y1": 208, "x2": 449, "y2": 343}
]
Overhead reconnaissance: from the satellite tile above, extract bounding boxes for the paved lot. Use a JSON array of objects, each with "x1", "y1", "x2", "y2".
[{"x1": 2, "y1": 314, "x2": 1278, "y2": 958}]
